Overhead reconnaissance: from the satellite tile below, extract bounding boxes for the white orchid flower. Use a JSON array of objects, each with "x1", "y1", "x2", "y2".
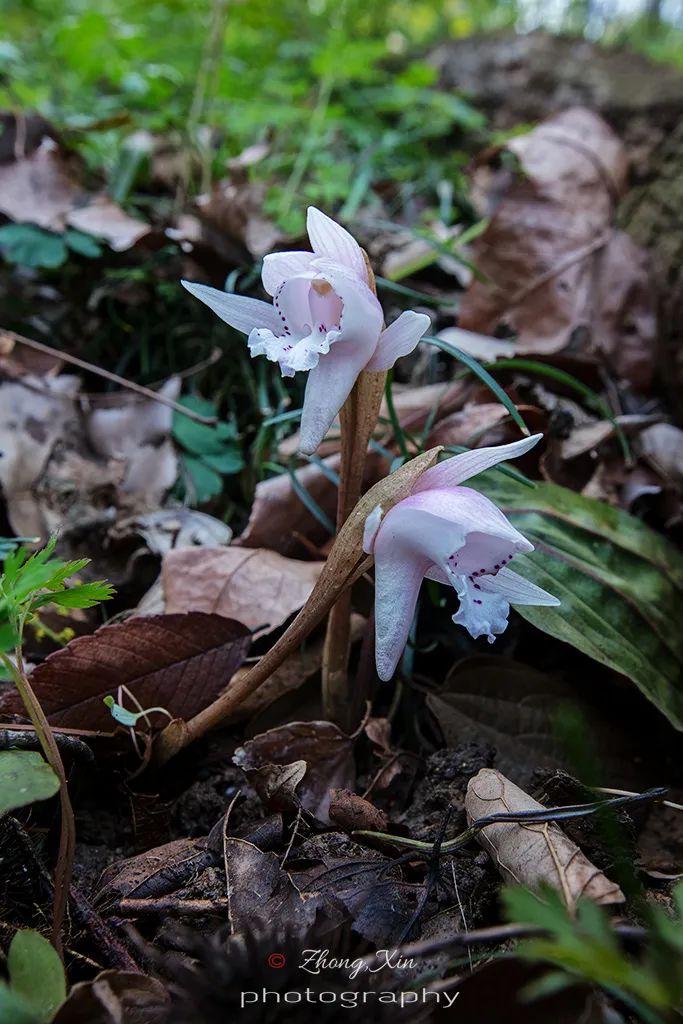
[
  {"x1": 362, "y1": 434, "x2": 561, "y2": 680},
  {"x1": 182, "y1": 207, "x2": 430, "y2": 454}
]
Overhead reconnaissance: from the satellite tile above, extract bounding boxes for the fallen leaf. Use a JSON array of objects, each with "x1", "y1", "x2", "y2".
[
  {"x1": 66, "y1": 198, "x2": 150, "y2": 252},
  {"x1": 465, "y1": 767, "x2": 624, "y2": 907},
  {"x1": 234, "y1": 721, "x2": 355, "y2": 822},
  {"x1": 53, "y1": 972, "x2": 169, "y2": 1024},
  {"x1": 639, "y1": 423, "x2": 683, "y2": 488},
  {"x1": 225, "y1": 614, "x2": 366, "y2": 723},
  {"x1": 0, "y1": 374, "x2": 81, "y2": 536},
  {"x1": 85, "y1": 377, "x2": 180, "y2": 507},
  {"x1": 329, "y1": 789, "x2": 388, "y2": 833},
  {"x1": 0, "y1": 132, "x2": 149, "y2": 251},
  {"x1": 95, "y1": 838, "x2": 214, "y2": 904},
  {"x1": 293, "y1": 832, "x2": 418, "y2": 944},
  {"x1": 428, "y1": 656, "x2": 650, "y2": 790},
  {"x1": 223, "y1": 837, "x2": 320, "y2": 935},
  {"x1": 195, "y1": 176, "x2": 285, "y2": 258},
  {"x1": 161, "y1": 547, "x2": 323, "y2": 636},
  {"x1": 459, "y1": 108, "x2": 656, "y2": 390},
  {"x1": 0, "y1": 613, "x2": 252, "y2": 730}
]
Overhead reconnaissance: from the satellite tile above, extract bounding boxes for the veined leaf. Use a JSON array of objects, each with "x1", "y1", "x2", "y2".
[{"x1": 474, "y1": 473, "x2": 683, "y2": 730}]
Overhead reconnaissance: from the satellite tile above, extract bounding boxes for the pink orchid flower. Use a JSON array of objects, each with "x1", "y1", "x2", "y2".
[
  {"x1": 182, "y1": 207, "x2": 430, "y2": 454},
  {"x1": 362, "y1": 434, "x2": 560, "y2": 680}
]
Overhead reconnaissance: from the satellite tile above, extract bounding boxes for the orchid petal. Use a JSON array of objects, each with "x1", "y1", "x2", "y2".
[
  {"x1": 297, "y1": 267, "x2": 384, "y2": 454},
  {"x1": 412, "y1": 434, "x2": 543, "y2": 493},
  {"x1": 373, "y1": 514, "x2": 435, "y2": 681},
  {"x1": 452, "y1": 577, "x2": 511, "y2": 643},
  {"x1": 307, "y1": 207, "x2": 367, "y2": 283},
  {"x1": 261, "y1": 251, "x2": 316, "y2": 296},
  {"x1": 298, "y1": 341, "x2": 369, "y2": 455},
  {"x1": 478, "y1": 566, "x2": 560, "y2": 606},
  {"x1": 365, "y1": 311, "x2": 431, "y2": 371},
  {"x1": 181, "y1": 280, "x2": 282, "y2": 336}
]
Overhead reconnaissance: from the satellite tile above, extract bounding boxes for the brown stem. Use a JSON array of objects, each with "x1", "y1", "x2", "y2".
[
  {"x1": 152, "y1": 555, "x2": 374, "y2": 767},
  {"x1": 0, "y1": 329, "x2": 216, "y2": 424},
  {"x1": 322, "y1": 369, "x2": 385, "y2": 728},
  {"x1": 6, "y1": 647, "x2": 76, "y2": 958},
  {"x1": 151, "y1": 447, "x2": 442, "y2": 767}
]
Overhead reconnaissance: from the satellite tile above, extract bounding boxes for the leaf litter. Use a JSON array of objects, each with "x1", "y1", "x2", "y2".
[{"x1": 1, "y1": 51, "x2": 683, "y2": 1024}]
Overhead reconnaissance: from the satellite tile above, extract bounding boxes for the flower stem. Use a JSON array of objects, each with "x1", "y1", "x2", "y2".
[
  {"x1": 1, "y1": 643, "x2": 75, "y2": 959},
  {"x1": 322, "y1": 367, "x2": 386, "y2": 729}
]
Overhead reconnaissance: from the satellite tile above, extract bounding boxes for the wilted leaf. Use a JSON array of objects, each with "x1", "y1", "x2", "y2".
[
  {"x1": 52, "y1": 972, "x2": 169, "y2": 1024},
  {"x1": 95, "y1": 838, "x2": 214, "y2": 904},
  {"x1": 7, "y1": 929, "x2": 66, "y2": 1023},
  {"x1": 475, "y1": 472, "x2": 683, "y2": 730},
  {"x1": 0, "y1": 134, "x2": 149, "y2": 252},
  {"x1": 223, "y1": 837, "x2": 319, "y2": 936},
  {"x1": 0, "y1": 751, "x2": 60, "y2": 814},
  {"x1": 466, "y1": 768, "x2": 624, "y2": 907},
  {"x1": 234, "y1": 721, "x2": 355, "y2": 822},
  {"x1": 460, "y1": 108, "x2": 656, "y2": 390},
  {"x1": 85, "y1": 377, "x2": 180, "y2": 506},
  {"x1": 329, "y1": 789, "x2": 388, "y2": 833},
  {"x1": 162, "y1": 547, "x2": 323, "y2": 636},
  {"x1": 0, "y1": 613, "x2": 251, "y2": 729},
  {"x1": 428, "y1": 656, "x2": 649, "y2": 789},
  {"x1": 639, "y1": 423, "x2": 683, "y2": 487},
  {"x1": 0, "y1": 374, "x2": 81, "y2": 537}
]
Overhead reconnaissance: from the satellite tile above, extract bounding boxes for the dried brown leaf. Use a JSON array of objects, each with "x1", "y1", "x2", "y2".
[
  {"x1": 161, "y1": 546, "x2": 322, "y2": 636},
  {"x1": 460, "y1": 108, "x2": 656, "y2": 389},
  {"x1": 465, "y1": 767, "x2": 624, "y2": 908},
  {"x1": 95, "y1": 838, "x2": 214, "y2": 904},
  {"x1": 223, "y1": 837, "x2": 320, "y2": 936},
  {"x1": 234, "y1": 721, "x2": 355, "y2": 822},
  {"x1": 0, "y1": 613, "x2": 252, "y2": 729},
  {"x1": 328, "y1": 789, "x2": 388, "y2": 833},
  {"x1": 53, "y1": 972, "x2": 170, "y2": 1024},
  {"x1": 0, "y1": 135, "x2": 149, "y2": 250}
]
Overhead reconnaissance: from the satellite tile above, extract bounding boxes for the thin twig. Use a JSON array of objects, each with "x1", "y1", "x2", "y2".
[{"x1": 1, "y1": 329, "x2": 217, "y2": 423}]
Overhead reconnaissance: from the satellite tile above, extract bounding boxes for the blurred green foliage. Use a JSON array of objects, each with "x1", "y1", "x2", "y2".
[{"x1": 1, "y1": 0, "x2": 680, "y2": 232}]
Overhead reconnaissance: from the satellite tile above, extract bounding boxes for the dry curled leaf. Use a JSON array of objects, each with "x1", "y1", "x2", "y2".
[
  {"x1": 161, "y1": 546, "x2": 322, "y2": 636},
  {"x1": 234, "y1": 721, "x2": 355, "y2": 823},
  {"x1": 53, "y1": 971, "x2": 169, "y2": 1024},
  {"x1": 328, "y1": 789, "x2": 388, "y2": 833},
  {"x1": 0, "y1": 613, "x2": 251, "y2": 730},
  {"x1": 460, "y1": 107, "x2": 656, "y2": 390},
  {"x1": 95, "y1": 838, "x2": 214, "y2": 905},
  {"x1": 0, "y1": 132, "x2": 150, "y2": 250},
  {"x1": 465, "y1": 767, "x2": 624, "y2": 908}
]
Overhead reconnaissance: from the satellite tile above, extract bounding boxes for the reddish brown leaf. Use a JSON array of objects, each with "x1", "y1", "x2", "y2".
[
  {"x1": 0, "y1": 613, "x2": 251, "y2": 729},
  {"x1": 53, "y1": 971, "x2": 169, "y2": 1024},
  {"x1": 234, "y1": 721, "x2": 356, "y2": 822}
]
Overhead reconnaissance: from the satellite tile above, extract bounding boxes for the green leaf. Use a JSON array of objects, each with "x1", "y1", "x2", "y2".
[
  {"x1": 475, "y1": 473, "x2": 683, "y2": 730},
  {"x1": 0, "y1": 751, "x2": 60, "y2": 815},
  {"x1": 64, "y1": 228, "x2": 104, "y2": 258},
  {"x1": 8, "y1": 930, "x2": 66, "y2": 1023},
  {"x1": 201, "y1": 449, "x2": 244, "y2": 475},
  {"x1": 0, "y1": 985, "x2": 41, "y2": 1024},
  {"x1": 0, "y1": 225, "x2": 67, "y2": 269},
  {"x1": 173, "y1": 396, "x2": 229, "y2": 456},
  {"x1": 182, "y1": 455, "x2": 223, "y2": 503}
]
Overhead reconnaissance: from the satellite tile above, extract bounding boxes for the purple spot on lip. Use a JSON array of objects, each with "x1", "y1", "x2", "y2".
[{"x1": 474, "y1": 599, "x2": 482, "y2": 605}]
